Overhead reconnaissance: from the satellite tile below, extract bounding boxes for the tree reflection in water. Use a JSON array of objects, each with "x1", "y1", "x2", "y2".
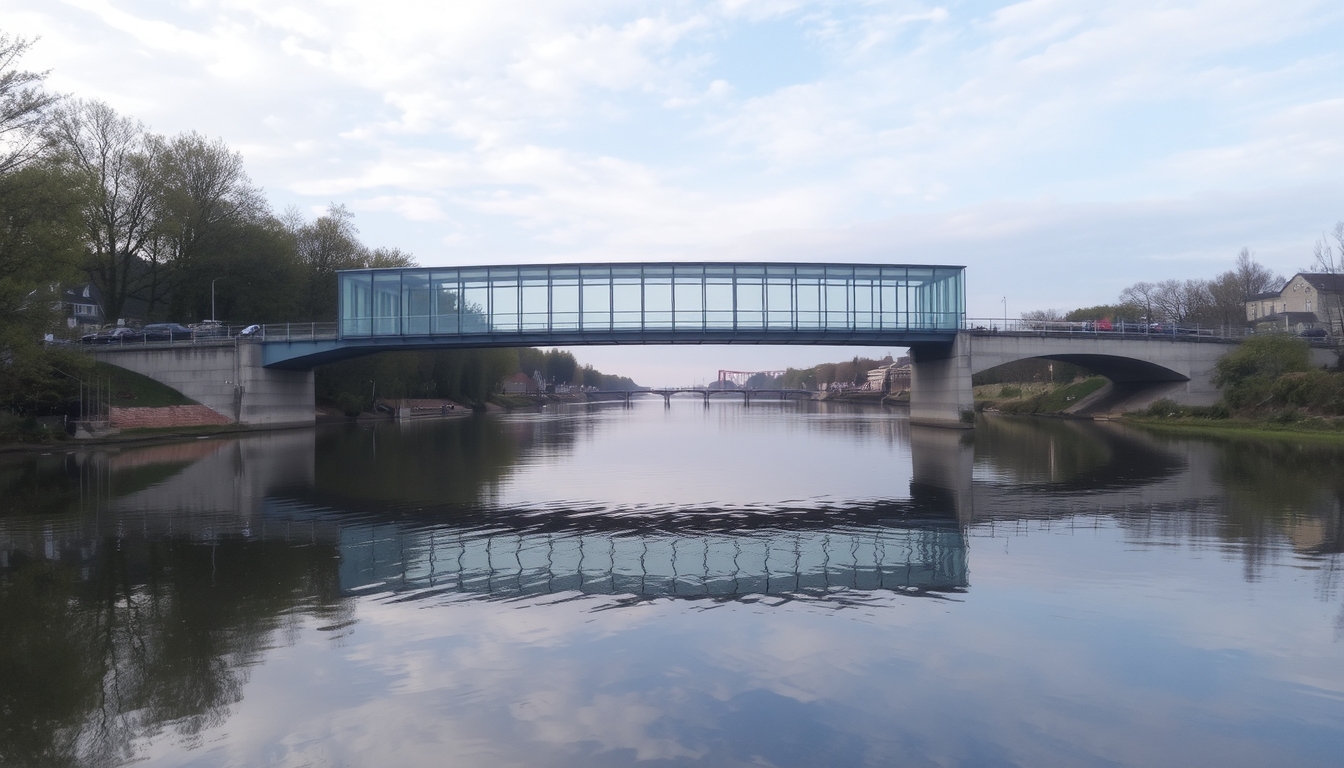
[{"x1": 0, "y1": 539, "x2": 346, "y2": 768}]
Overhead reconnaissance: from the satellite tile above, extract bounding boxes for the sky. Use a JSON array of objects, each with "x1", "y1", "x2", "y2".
[{"x1": 4, "y1": 0, "x2": 1343, "y2": 384}]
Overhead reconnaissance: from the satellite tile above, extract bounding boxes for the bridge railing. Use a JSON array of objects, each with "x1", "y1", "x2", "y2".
[
  {"x1": 67, "y1": 321, "x2": 341, "y2": 350},
  {"x1": 962, "y1": 318, "x2": 1256, "y2": 340}
]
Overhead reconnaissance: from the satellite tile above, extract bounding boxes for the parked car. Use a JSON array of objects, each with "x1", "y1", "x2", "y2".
[
  {"x1": 81, "y1": 326, "x2": 144, "y2": 344},
  {"x1": 190, "y1": 320, "x2": 227, "y2": 338},
  {"x1": 1300, "y1": 327, "x2": 1328, "y2": 338},
  {"x1": 142, "y1": 322, "x2": 195, "y2": 341}
]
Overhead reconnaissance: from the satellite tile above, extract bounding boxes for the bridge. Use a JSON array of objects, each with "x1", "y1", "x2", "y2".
[
  {"x1": 90, "y1": 261, "x2": 1339, "y2": 428},
  {"x1": 587, "y1": 387, "x2": 816, "y2": 405}
]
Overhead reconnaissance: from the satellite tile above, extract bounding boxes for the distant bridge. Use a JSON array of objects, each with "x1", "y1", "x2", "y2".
[{"x1": 587, "y1": 387, "x2": 816, "y2": 405}]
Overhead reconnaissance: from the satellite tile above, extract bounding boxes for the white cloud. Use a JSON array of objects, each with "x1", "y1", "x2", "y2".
[{"x1": 5, "y1": 0, "x2": 1343, "y2": 354}]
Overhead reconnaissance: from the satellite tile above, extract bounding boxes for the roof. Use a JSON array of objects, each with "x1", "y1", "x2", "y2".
[
  {"x1": 1248, "y1": 291, "x2": 1279, "y2": 301},
  {"x1": 1296, "y1": 273, "x2": 1344, "y2": 292}
]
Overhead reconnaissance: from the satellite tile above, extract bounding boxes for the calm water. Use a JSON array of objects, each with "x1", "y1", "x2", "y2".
[{"x1": 2, "y1": 402, "x2": 1343, "y2": 767}]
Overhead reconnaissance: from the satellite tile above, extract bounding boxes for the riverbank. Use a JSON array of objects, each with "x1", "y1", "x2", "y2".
[{"x1": 1122, "y1": 413, "x2": 1344, "y2": 442}]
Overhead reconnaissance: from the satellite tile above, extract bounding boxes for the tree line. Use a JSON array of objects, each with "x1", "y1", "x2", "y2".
[{"x1": 1028, "y1": 233, "x2": 1344, "y2": 329}]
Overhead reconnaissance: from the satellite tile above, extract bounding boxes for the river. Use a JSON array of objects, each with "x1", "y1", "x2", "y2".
[{"x1": 2, "y1": 402, "x2": 1342, "y2": 767}]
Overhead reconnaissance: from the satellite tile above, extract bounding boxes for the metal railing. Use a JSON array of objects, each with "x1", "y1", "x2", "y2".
[
  {"x1": 962, "y1": 318, "x2": 1254, "y2": 340},
  {"x1": 66, "y1": 322, "x2": 340, "y2": 350}
]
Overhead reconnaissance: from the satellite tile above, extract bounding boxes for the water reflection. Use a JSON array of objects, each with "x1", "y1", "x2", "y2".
[{"x1": 2, "y1": 405, "x2": 1343, "y2": 767}]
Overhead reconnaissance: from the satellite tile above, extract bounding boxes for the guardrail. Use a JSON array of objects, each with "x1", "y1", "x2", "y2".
[
  {"x1": 963, "y1": 318, "x2": 1255, "y2": 340},
  {"x1": 62, "y1": 322, "x2": 340, "y2": 350}
]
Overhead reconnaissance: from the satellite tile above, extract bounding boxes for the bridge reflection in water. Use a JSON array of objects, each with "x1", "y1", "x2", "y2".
[{"x1": 310, "y1": 507, "x2": 968, "y2": 599}]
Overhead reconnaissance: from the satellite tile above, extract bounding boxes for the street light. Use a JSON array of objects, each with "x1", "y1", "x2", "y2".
[{"x1": 211, "y1": 277, "x2": 224, "y2": 322}]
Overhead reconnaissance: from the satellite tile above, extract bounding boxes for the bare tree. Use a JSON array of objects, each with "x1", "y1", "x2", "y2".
[
  {"x1": 1150, "y1": 279, "x2": 1212, "y2": 325},
  {"x1": 0, "y1": 32, "x2": 60, "y2": 175},
  {"x1": 47, "y1": 99, "x2": 159, "y2": 323},
  {"x1": 1310, "y1": 221, "x2": 1344, "y2": 274},
  {"x1": 1119, "y1": 281, "x2": 1158, "y2": 321},
  {"x1": 1232, "y1": 247, "x2": 1284, "y2": 295}
]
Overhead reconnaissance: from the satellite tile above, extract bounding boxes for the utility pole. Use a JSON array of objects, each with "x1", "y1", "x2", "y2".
[{"x1": 211, "y1": 277, "x2": 224, "y2": 322}]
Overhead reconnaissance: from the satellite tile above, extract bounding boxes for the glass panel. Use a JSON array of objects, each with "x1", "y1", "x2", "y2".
[
  {"x1": 853, "y1": 279, "x2": 875, "y2": 331},
  {"x1": 372, "y1": 272, "x2": 401, "y2": 335},
  {"x1": 402, "y1": 271, "x2": 431, "y2": 335},
  {"x1": 824, "y1": 278, "x2": 849, "y2": 330},
  {"x1": 340, "y1": 273, "x2": 371, "y2": 336},
  {"x1": 522, "y1": 277, "x2": 549, "y2": 331},
  {"x1": 674, "y1": 277, "x2": 703, "y2": 329},
  {"x1": 552, "y1": 277, "x2": 579, "y2": 332},
  {"x1": 879, "y1": 281, "x2": 899, "y2": 330},
  {"x1": 461, "y1": 277, "x2": 489, "y2": 334},
  {"x1": 644, "y1": 277, "x2": 672, "y2": 329},
  {"x1": 583, "y1": 276, "x2": 611, "y2": 331},
  {"x1": 613, "y1": 279, "x2": 642, "y2": 330},
  {"x1": 492, "y1": 279, "x2": 519, "y2": 333},
  {"x1": 735, "y1": 276, "x2": 762, "y2": 329},
  {"x1": 796, "y1": 278, "x2": 821, "y2": 330},
  {"x1": 766, "y1": 279, "x2": 793, "y2": 329},
  {"x1": 705, "y1": 278, "x2": 733, "y2": 329},
  {"x1": 432, "y1": 272, "x2": 460, "y2": 334}
]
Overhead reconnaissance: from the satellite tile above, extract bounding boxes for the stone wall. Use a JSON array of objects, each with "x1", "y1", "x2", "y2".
[{"x1": 109, "y1": 405, "x2": 234, "y2": 430}]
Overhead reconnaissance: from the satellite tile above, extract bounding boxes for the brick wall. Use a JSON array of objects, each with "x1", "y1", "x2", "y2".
[{"x1": 109, "y1": 405, "x2": 233, "y2": 429}]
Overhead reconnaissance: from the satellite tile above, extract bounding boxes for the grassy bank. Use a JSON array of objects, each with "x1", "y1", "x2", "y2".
[
  {"x1": 975, "y1": 377, "x2": 1107, "y2": 415},
  {"x1": 94, "y1": 362, "x2": 196, "y2": 407},
  {"x1": 1123, "y1": 414, "x2": 1344, "y2": 442}
]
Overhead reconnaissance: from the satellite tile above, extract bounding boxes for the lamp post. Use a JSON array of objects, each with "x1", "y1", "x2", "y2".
[
  {"x1": 1002, "y1": 296, "x2": 1007, "y2": 329},
  {"x1": 211, "y1": 277, "x2": 223, "y2": 322}
]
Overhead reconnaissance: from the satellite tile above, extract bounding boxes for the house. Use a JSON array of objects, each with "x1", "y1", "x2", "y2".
[
  {"x1": 1245, "y1": 273, "x2": 1344, "y2": 335},
  {"x1": 501, "y1": 372, "x2": 540, "y2": 395},
  {"x1": 57, "y1": 283, "x2": 104, "y2": 330}
]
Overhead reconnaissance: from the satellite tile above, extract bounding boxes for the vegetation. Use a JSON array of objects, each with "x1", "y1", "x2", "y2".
[
  {"x1": 976, "y1": 377, "x2": 1108, "y2": 415},
  {"x1": 1128, "y1": 334, "x2": 1344, "y2": 435},
  {"x1": 780, "y1": 355, "x2": 893, "y2": 390}
]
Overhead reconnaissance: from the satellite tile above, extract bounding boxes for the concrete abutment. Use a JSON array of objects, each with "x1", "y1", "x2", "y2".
[{"x1": 93, "y1": 342, "x2": 314, "y2": 427}]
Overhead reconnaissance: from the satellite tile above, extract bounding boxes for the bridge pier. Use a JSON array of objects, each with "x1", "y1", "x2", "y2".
[
  {"x1": 909, "y1": 336, "x2": 975, "y2": 428},
  {"x1": 93, "y1": 342, "x2": 315, "y2": 427}
]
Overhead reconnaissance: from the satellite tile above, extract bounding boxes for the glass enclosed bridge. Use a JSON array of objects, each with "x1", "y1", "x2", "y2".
[{"x1": 264, "y1": 262, "x2": 964, "y2": 368}]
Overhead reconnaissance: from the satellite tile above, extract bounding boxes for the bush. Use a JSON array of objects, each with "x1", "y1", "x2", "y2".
[
  {"x1": 998, "y1": 385, "x2": 1022, "y2": 398},
  {"x1": 1214, "y1": 335, "x2": 1312, "y2": 409}
]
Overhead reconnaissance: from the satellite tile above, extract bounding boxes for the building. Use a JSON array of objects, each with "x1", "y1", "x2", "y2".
[
  {"x1": 56, "y1": 283, "x2": 104, "y2": 330},
  {"x1": 865, "y1": 357, "x2": 912, "y2": 393},
  {"x1": 501, "y1": 372, "x2": 540, "y2": 395},
  {"x1": 1245, "y1": 273, "x2": 1344, "y2": 335}
]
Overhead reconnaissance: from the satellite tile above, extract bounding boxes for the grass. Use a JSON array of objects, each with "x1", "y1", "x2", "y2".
[
  {"x1": 94, "y1": 362, "x2": 196, "y2": 407},
  {"x1": 976, "y1": 377, "x2": 1107, "y2": 415},
  {"x1": 1123, "y1": 415, "x2": 1344, "y2": 442}
]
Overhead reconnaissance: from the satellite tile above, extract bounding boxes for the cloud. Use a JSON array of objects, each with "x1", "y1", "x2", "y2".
[{"x1": 6, "y1": 0, "x2": 1343, "y2": 340}]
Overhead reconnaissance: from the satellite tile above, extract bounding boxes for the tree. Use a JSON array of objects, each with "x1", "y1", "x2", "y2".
[
  {"x1": 0, "y1": 161, "x2": 92, "y2": 416},
  {"x1": 47, "y1": 100, "x2": 158, "y2": 324},
  {"x1": 0, "y1": 32, "x2": 60, "y2": 175},
  {"x1": 144, "y1": 131, "x2": 264, "y2": 317},
  {"x1": 1310, "y1": 221, "x2": 1343, "y2": 274},
  {"x1": 1021, "y1": 308, "x2": 1064, "y2": 324},
  {"x1": 1213, "y1": 334, "x2": 1312, "y2": 409},
  {"x1": 1119, "y1": 281, "x2": 1159, "y2": 322},
  {"x1": 1150, "y1": 278, "x2": 1212, "y2": 325}
]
